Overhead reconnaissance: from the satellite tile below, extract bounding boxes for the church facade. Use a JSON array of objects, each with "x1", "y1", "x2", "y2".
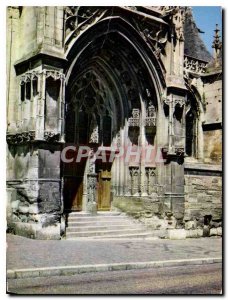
[{"x1": 6, "y1": 6, "x2": 222, "y2": 239}]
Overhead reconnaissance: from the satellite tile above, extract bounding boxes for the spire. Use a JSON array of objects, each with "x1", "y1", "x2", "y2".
[
  {"x1": 184, "y1": 7, "x2": 212, "y2": 62},
  {"x1": 212, "y1": 24, "x2": 222, "y2": 63}
]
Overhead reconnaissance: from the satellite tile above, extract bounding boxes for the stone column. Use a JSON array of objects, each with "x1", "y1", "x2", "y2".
[
  {"x1": 197, "y1": 114, "x2": 204, "y2": 160},
  {"x1": 140, "y1": 125, "x2": 147, "y2": 197},
  {"x1": 60, "y1": 75, "x2": 65, "y2": 142},
  {"x1": 37, "y1": 70, "x2": 46, "y2": 140},
  {"x1": 86, "y1": 150, "x2": 97, "y2": 214},
  {"x1": 123, "y1": 125, "x2": 130, "y2": 196},
  {"x1": 17, "y1": 81, "x2": 23, "y2": 131},
  {"x1": 117, "y1": 127, "x2": 124, "y2": 196},
  {"x1": 7, "y1": 6, "x2": 20, "y2": 135},
  {"x1": 163, "y1": 93, "x2": 186, "y2": 221}
]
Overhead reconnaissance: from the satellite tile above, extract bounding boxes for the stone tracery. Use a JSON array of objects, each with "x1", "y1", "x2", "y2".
[{"x1": 6, "y1": 6, "x2": 222, "y2": 240}]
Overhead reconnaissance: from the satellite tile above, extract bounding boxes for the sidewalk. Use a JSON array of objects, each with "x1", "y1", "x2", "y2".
[{"x1": 7, "y1": 234, "x2": 222, "y2": 278}]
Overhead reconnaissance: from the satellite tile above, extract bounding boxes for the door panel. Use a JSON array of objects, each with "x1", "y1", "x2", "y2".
[
  {"x1": 64, "y1": 177, "x2": 83, "y2": 211},
  {"x1": 97, "y1": 169, "x2": 111, "y2": 211},
  {"x1": 63, "y1": 157, "x2": 87, "y2": 211}
]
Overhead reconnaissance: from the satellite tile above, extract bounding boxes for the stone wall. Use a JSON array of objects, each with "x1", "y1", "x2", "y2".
[
  {"x1": 112, "y1": 196, "x2": 179, "y2": 234},
  {"x1": 184, "y1": 172, "x2": 222, "y2": 236},
  {"x1": 6, "y1": 144, "x2": 62, "y2": 240},
  {"x1": 113, "y1": 167, "x2": 223, "y2": 238},
  {"x1": 7, "y1": 179, "x2": 62, "y2": 239},
  {"x1": 203, "y1": 129, "x2": 222, "y2": 163},
  {"x1": 203, "y1": 79, "x2": 222, "y2": 125}
]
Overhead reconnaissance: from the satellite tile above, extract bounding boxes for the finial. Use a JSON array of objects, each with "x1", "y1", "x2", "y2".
[
  {"x1": 212, "y1": 24, "x2": 222, "y2": 50},
  {"x1": 212, "y1": 24, "x2": 222, "y2": 66}
]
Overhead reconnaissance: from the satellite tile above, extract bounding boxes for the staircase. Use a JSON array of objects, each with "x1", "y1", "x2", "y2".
[{"x1": 65, "y1": 211, "x2": 158, "y2": 240}]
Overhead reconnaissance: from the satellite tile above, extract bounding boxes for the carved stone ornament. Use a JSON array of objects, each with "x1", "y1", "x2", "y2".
[
  {"x1": 89, "y1": 121, "x2": 99, "y2": 144},
  {"x1": 20, "y1": 71, "x2": 39, "y2": 84},
  {"x1": 174, "y1": 97, "x2": 185, "y2": 107},
  {"x1": 87, "y1": 173, "x2": 97, "y2": 204},
  {"x1": 129, "y1": 166, "x2": 140, "y2": 195},
  {"x1": 145, "y1": 167, "x2": 156, "y2": 195},
  {"x1": 163, "y1": 97, "x2": 185, "y2": 108},
  {"x1": 172, "y1": 8, "x2": 185, "y2": 41},
  {"x1": 64, "y1": 7, "x2": 105, "y2": 49},
  {"x1": 45, "y1": 70, "x2": 65, "y2": 81},
  {"x1": 20, "y1": 70, "x2": 64, "y2": 86},
  {"x1": 44, "y1": 131, "x2": 60, "y2": 142},
  {"x1": 163, "y1": 97, "x2": 172, "y2": 106},
  {"x1": 137, "y1": 23, "x2": 168, "y2": 59},
  {"x1": 6, "y1": 131, "x2": 35, "y2": 145},
  {"x1": 184, "y1": 56, "x2": 208, "y2": 74},
  {"x1": 175, "y1": 147, "x2": 185, "y2": 156},
  {"x1": 161, "y1": 146, "x2": 184, "y2": 157},
  {"x1": 73, "y1": 70, "x2": 111, "y2": 116},
  {"x1": 145, "y1": 103, "x2": 156, "y2": 127},
  {"x1": 88, "y1": 151, "x2": 96, "y2": 173},
  {"x1": 145, "y1": 167, "x2": 156, "y2": 177},
  {"x1": 129, "y1": 109, "x2": 140, "y2": 127}
]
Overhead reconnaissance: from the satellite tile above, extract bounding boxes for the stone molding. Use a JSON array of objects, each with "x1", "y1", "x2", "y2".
[
  {"x1": 7, "y1": 130, "x2": 61, "y2": 145},
  {"x1": 6, "y1": 131, "x2": 35, "y2": 145}
]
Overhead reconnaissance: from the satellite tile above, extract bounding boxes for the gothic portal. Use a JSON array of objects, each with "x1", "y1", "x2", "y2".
[{"x1": 6, "y1": 7, "x2": 222, "y2": 239}]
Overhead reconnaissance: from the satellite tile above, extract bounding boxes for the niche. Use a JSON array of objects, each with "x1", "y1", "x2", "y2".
[{"x1": 45, "y1": 77, "x2": 60, "y2": 131}]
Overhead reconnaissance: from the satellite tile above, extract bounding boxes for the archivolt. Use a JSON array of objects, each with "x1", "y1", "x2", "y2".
[{"x1": 65, "y1": 16, "x2": 165, "y2": 108}]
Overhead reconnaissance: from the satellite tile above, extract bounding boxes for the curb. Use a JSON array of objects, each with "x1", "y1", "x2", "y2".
[{"x1": 7, "y1": 257, "x2": 222, "y2": 279}]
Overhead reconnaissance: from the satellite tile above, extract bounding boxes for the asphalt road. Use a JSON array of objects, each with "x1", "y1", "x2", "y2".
[{"x1": 7, "y1": 263, "x2": 222, "y2": 295}]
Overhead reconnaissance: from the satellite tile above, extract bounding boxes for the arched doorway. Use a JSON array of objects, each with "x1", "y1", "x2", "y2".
[{"x1": 63, "y1": 18, "x2": 162, "y2": 212}]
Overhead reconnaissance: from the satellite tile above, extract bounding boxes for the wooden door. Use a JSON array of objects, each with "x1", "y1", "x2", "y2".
[
  {"x1": 63, "y1": 156, "x2": 87, "y2": 211},
  {"x1": 64, "y1": 177, "x2": 83, "y2": 211},
  {"x1": 97, "y1": 168, "x2": 112, "y2": 211}
]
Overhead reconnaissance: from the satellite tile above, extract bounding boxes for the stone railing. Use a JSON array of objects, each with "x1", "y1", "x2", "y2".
[{"x1": 184, "y1": 55, "x2": 208, "y2": 74}]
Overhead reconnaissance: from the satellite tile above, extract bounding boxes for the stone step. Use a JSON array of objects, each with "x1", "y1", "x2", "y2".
[
  {"x1": 67, "y1": 220, "x2": 133, "y2": 227},
  {"x1": 65, "y1": 211, "x2": 163, "y2": 240},
  {"x1": 66, "y1": 224, "x2": 143, "y2": 232},
  {"x1": 67, "y1": 216, "x2": 130, "y2": 222},
  {"x1": 66, "y1": 228, "x2": 148, "y2": 238},
  {"x1": 65, "y1": 232, "x2": 156, "y2": 240},
  {"x1": 67, "y1": 212, "x2": 122, "y2": 217}
]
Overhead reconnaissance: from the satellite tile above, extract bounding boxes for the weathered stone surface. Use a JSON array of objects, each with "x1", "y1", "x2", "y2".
[
  {"x1": 186, "y1": 229, "x2": 203, "y2": 238},
  {"x1": 185, "y1": 220, "x2": 197, "y2": 230},
  {"x1": 18, "y1": 206, "x2": 29, "y2": 214},
  {"x1": 11, "y1": 200, "x2": 20, "y2": 211},
  {"x1": 210, "y1": 228, "x2": 218, "y2": 236},
  {"x1": 28, "y1": 204, "x2": 39, "y2": 214},
  {"x1": 217, "y1": 227, "x2": 222, "y2": 236},
  {"x1": 36, "y1": 224, "x2": 61, "y2": 240},
  {"x1": 40, "y1": 214, "x2": 60, "y2": 227},
  {"x1": 13, "y1": 222, "x2": 41, "y2": 239},
  {"x1": 168, "y1": 229, "x2": 186, "y2": 240},
  {"x1": 184, "y1": 174, "x2": 222, "y2": 228},
  {"x1": 38, "y1": 182, "x2": 61, "y2": 213}
]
